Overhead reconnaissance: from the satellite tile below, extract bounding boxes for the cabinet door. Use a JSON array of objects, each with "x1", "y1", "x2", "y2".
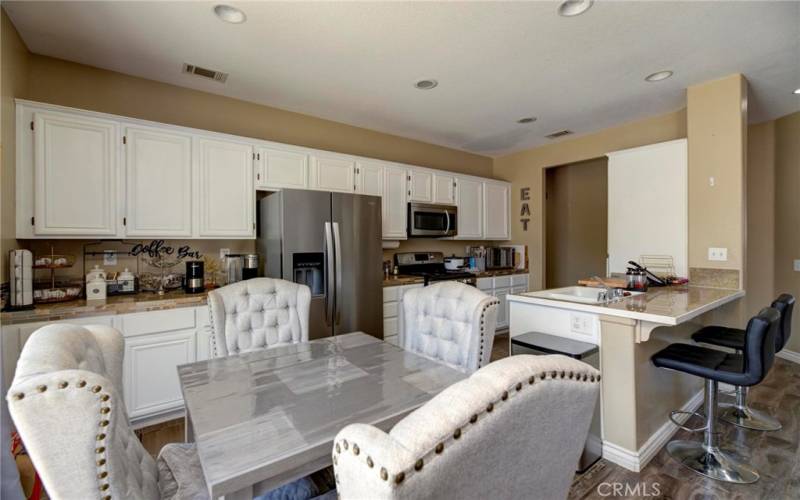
[
  {"x1": 33, "y1": 111, "x2": 118, "y2": 236},
  {"x1": 197, "y1": 138, "x2": 254, "y2": 237},
  {"x1": 382, "y1": 165, "x2": 408, "y2": 239},
  {"x1": 125, "y1": 127, "x2": 192, "y2": 237},
  {"x1": 433, "y1": 173, "x2": 456, "y2": 205},
  {"x1": 456, "y1": 177, "x2": 483, "y2": 239},
  {"x1": 310, "y1": 155, "x2": 355, "y2": 193},
  {"x1": 408, "y1": 170, "x2": 433, "y2": 202},
  {"x1": 256, "y1": 147, "x2": 308, "y2": 190},
  {"x1": 356, "y1": 161, "x2": 384, "y2": 196},
  {"x1": 494, "y1": 288, "x2": 509, "y2": 329},
  {"x1": 124, "y1": 330, "x2": 196, "y2": 419},
  {"x1": 484, "y1": 182, "x2": 510, "y2": 240}
]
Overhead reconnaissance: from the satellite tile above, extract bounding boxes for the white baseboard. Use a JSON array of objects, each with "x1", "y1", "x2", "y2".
[
  {"x1": 777, "y1": 349, "x2": 800, "y2": 365},
  {"x1": 602, "y1": 389, "x2": 704, "y2": 472}
]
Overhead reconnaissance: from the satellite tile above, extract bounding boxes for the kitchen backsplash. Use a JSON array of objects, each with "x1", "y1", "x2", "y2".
[{"x1": 19, "y1": 239, "x2": 256, "y2": 281}]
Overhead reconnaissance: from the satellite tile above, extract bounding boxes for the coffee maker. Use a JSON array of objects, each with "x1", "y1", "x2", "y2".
[{"x1": 185, "y1": 260, "x2": 204, "y2": 293}]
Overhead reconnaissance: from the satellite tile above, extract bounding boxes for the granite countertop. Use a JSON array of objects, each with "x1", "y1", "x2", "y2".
[
  {"x1": 382, "y1": 268, "x2": 529, "y2": 287},
  {"x1": 507, "y1": 285, "x2": 745, "y2": 326},
  {"x1": 1, "y1": 289, "x2": 210, "y2": 325}
]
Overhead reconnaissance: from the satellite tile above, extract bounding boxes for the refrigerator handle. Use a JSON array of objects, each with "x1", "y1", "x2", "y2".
[
  {"x1": 333, "y1": 222, "x2": 343, "y2": 325},
  {"x1": 324, "y1": 222, "x2": 334, "y2": 326}
]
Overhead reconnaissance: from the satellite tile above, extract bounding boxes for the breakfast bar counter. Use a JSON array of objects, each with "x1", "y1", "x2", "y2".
[{"x1": 507, "y1": 284, "x2": 746, "y2": 473}]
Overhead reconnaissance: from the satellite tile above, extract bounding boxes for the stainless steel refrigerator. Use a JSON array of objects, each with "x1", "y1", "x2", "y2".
[{"x1": 258, "y1": 189, "x2": 383, "y2": 340}]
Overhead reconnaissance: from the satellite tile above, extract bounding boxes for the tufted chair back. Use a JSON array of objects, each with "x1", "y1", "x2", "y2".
[
  {"x1": 7, "y1": 324, "x2": 160, "y2": 500},
  {"x1": 333, "y1": 354, "x2": 601, "y2": 500},
  {"x1": 401, "y1": 282, "x2": 499, "y2": 373},
  {"x1": 207, "y1": 278, "x2": 311, "y2": 357}
]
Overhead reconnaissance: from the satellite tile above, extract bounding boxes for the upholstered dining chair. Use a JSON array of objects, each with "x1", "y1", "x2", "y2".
[
  {"x1": 401, "y1": 282, "x2": 499, "y2": 373},
  {"x1": 6, "y1": 323, "x2": 205, "y2": 499},
  {"x1": 207, "y1": 277, "x2": 311, "y2": 358},
  {"x1": 332, "y1": 354, "x2": 601, "y2": 500}
]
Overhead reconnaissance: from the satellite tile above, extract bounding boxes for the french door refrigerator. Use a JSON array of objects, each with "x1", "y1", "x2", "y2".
[{"x1": 258, "y1": 189, "x2": 383, "y2": 340}]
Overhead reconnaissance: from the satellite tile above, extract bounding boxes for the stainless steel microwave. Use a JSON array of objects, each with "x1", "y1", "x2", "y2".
[{"x1": 407, "y1": 203, "x2": 457, "y2": 237}]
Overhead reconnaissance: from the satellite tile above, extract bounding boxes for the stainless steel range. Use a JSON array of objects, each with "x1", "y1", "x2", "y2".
[{"x1": 394, "y1": 252, "x2": 477, "y2": 286}]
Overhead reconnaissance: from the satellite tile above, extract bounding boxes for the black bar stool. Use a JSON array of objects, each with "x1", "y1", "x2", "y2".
[
  {"x1": 651, "y1": 307, "x2": 780, "y2": 483},
  {"x1": 692, "y1": 294, "x2": 794, "y2": 431}
]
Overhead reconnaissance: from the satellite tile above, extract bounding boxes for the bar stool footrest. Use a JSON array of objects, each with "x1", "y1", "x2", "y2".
[{"x1": 669, "y1": 410, "x2": 707, "y2": 432}]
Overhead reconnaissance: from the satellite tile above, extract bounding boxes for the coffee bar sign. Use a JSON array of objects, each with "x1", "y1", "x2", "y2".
[{"x1": 520, "y1": 187, "x2": 531, "y2": 231}]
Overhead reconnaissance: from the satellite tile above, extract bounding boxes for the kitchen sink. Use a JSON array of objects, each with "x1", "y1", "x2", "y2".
[{"x1": 527, "y1": 286, "x2": 644, "y2": 304}]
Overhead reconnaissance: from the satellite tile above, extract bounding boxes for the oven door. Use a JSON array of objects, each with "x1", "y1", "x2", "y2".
[{"x1": 407, "y1": 203, "x2": 457, "y2": 237}]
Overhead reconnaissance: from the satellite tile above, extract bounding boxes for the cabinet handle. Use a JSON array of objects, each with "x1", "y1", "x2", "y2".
[
  {"x1": 123, "y1": 217, "x2": 127, "y2": 226},
  {"x1": 257, "y1": 173, "x2": 260, "y2": 181}
]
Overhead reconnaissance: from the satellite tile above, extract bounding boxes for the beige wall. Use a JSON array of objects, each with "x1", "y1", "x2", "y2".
[
  {"x1": 493, "y1": 109, "x2": 687, "y2": 290},
  {"x1": 745, "y1": 120, "x2": 776, "y2": 320},
  {"x1": 775, "y1": 112, "x2": 800, "y2": 352},
  {"x1": 1, "y1": 9, "x2": 29, "y2": 283},
  {"x1": 686, "y1": 74, "x2": 747, "y2": 287}
]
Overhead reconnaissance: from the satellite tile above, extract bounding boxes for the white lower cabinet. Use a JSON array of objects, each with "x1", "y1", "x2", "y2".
[
  {"x1": 124, "y1": 329, "x2": 196, "y2": 419},
  {"x1": 4, "y1": 306, "x2": 212, "y2": 424},
  {"x1": 382, "y1": 283, "x2": 423, "y2": 347},
  {"x1": 477, "y1": 273, "x2": 529, "y2": 332},
  {"x1": 494, "y1": 288, "x2": 510, "y2": 329}
]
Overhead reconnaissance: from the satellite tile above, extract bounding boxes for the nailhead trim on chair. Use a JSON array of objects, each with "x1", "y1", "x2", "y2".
[
  {"x1": 477, "y1": 298, "x2": 501, "y2": 367},
  {"x1": 207, "y1": 304, "x2": 220, "y2": 358},
  {"x1": 10, "y1": 378, "x2": 114, "y2": 498},
  {"x1": 332, "y1": 369, "x2": 601, "y2": 488}
]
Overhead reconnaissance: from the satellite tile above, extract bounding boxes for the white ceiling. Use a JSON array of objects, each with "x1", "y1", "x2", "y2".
[{"x1": 5, "y1": 1, "x2": 799, "y2": 157}]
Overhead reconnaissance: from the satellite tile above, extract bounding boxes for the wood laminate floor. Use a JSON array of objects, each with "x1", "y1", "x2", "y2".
[{"x1": 139, "y1": 333, "x2": 800, "y2": 499}]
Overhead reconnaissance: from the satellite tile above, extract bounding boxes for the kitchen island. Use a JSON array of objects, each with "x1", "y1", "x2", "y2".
[{"x1": 508, "y1": 285, "x2": 745, "y2": 472}]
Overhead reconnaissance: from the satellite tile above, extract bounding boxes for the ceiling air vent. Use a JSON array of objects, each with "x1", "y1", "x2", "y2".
[
  {"x1": 545, "y1": 129, "x2": 573, "y2": 139},
  {"x1": 182, "y1": 63, "x2": 228, "y2": 83}
]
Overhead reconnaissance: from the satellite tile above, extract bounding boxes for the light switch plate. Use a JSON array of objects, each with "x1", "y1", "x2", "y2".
[
  {"x1": 708, "y1": 247, "x2": 728, "y2": 261},
  {"x1": 794, "y1": 259, "x2": 800, "y2": 272},
  {"x1": 570, "y1": 313, "x2": 593, "y2": 335}
]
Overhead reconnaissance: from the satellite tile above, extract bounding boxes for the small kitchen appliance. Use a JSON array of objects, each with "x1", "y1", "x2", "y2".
[
  {"x1": 242, "y1": 254, "x2": 259, "y2": 280},
  {"x1": 443, "y1": 256, "x2": 466, "y2": 271},
  {"x1": 486, "y1": 246, "x2": 516, "y2": 270},
  {"x1": 85, "y1": 265, "x2": 107, "y2": 301},
  {"x1": 7, "y1": 249, "x2": 33, "y2": 310},
  {"x1": 395, "y1": 252, "x2": 476, "y2": 287},
  {"x1": 185, "y1": 260, "x2": 205, "y2": 294}
]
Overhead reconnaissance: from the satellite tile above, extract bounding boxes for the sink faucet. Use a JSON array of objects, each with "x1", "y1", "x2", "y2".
[{"x1": 593, "y1": 276, "x2": 623, "y2": 303}]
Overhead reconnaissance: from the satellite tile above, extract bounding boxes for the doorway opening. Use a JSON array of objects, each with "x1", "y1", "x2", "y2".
[{"x1": 545, "y1": 157, "x2": 608, "y2": 289}]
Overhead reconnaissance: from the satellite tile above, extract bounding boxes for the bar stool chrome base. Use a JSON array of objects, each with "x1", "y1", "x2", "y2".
[
  {"x1": 720, "y1": 405, "x2": 782, "y2": 431},
  {"x1": 666, "y1": 441, "x2": 759, "y2": 484},
  {"x1": 665, "y1": 379, "x2": 761, "y2": 484}
]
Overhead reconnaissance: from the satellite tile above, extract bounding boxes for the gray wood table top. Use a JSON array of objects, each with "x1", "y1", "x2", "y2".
[{"x1": 178, "y1": 332, "x2": 466, "y2": 498}]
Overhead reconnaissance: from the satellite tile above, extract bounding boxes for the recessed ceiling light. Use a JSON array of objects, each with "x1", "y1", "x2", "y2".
[
  {"x1": 793, "y1": 88, "x2": 800, "y2": 95},
  {"x1": 414, "y1": 79, "x2": 438, "y2": 90},
  {"x1": 517, "y1": 117, "x2": 537, "y2": 124},
  {"x1": 214, "y1": 4, "x2": 246, "y2": 24},
  {"x1": 558, "y1": 0, "x2": 594, "y2": 17},
  {"x1": 645, "y1": 70, "x2": 674, "y2": 82}
]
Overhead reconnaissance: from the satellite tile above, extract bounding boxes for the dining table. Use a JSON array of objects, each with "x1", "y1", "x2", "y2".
[{"x1": 177, "y1": 331, "x2": 466, "y2": 499}]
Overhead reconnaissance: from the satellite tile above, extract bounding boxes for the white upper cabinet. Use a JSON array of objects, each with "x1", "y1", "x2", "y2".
[
  {"x1": 33, "y1": 111, "x2": 118, "y2": 236},
  {"x1": 433, "y1": 173, "x2": 456, "y2": 205},
  {"x1": 256, "y1": 147, "x2": 308, "y2": 190},
  {"x1": 196, "y1": 138, "x2": 254, "y2": 238},
  {"x1": 408, "y1": 169, "x2": 433, "y2": 203},
  {"x1": 483, "y1": 181, "x2": 510, "y2": 240},
  {"x1": 383, "y1": 165, "x2": 408, "y2": 240},
  {"x1": 310, "y1": 154, "x2": 355, "y2": 193},
  {"x1": 456, "y1": 177, "x2": 483, "y2": 239},
  {"x1": 355, "y1": 160, "x2": 384, "y2": 196},
  {"x1": 124, "y1": 126, "x2": 192, "y2": 237}
]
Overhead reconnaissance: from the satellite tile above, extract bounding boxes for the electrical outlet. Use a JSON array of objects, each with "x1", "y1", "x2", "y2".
[
  {"x1": 570, "y1": 313, "x2": 593, "y2": 335},
  {"x1": 103, "y1": 251, "x2": 117, "y2": 266},
  {"x1": 219, "y1": 248, "x2": 230, "y2": 260},
  {"x1": 708, "y1": 247, "x2": 728, "y2": 262},
  {"x1": 794, "y1": 259, "x2": 800, "y2": 272}
]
